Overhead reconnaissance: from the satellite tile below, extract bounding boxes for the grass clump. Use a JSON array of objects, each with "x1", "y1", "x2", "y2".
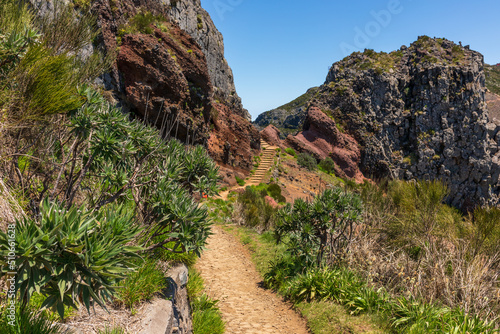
[
  {"x1": 0, "y1": 304, "x2": 64, "y2": 334},
  {"x1": 188, "y1": 269, "x2": 225, "y2": 334},
  {"x1": 97, "y1": 327, "x2": 127, "y2": 334},
  {"x1": 115, "y1": 259, "x2": 167, "y2": 311},
  {"x1": 285, "y1": 147, "x2": 297, "y2": 157},
  {"x1": 235, "y1": 176, "x2": 245, "y2": 186},
  {"x1": 297, "y1": 152, "x2": 317, "y2": 171},
  {"x1": 117, "y1": 10, "x2": 169, "y2": 39},
  {"x1": 191, "y1": 295, "x2": 225, "y2": 334}
]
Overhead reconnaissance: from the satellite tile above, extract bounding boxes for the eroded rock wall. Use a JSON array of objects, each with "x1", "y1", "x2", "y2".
[{"x1": 91, "y1": 0, "x2": 259, "y2": 170}]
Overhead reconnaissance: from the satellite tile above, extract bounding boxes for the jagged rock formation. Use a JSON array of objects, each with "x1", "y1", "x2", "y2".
[
  {"x1": 116, "y1": 23, "x2": 213, "y2": 144},
  {"x1": 165, "y1": 0, "x2": 250, "y2": 120},
  {"x1": 253, "y1": 87, "x2": 319, "y2": 138},
  {"x1": 258, "y1": 36, "x2": 500, "y2": 208},
  {"x1": 89, "y1": 0, "x2": 258, "y2": 170}
]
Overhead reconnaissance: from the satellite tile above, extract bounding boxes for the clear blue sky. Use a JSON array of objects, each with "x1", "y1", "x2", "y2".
[{"x1": 200, "y1": 0, "x2": 500, "y2": 120}]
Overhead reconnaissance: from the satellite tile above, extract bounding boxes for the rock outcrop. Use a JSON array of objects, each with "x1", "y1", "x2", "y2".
[
  {"x1": 116, "y1": 23, "x2": 213, "y2": 145},
  {"x1": 285, "y1": 107, "x2": 364, "y2": 182},
  {"x1": 91, "y1": 0, "x2": 259, "y2": 170},
  {"x1": 165, "y1": 0, "x2": 250, "y2": 120},
  {"x1": 260, "y1": 125, "x2": 286, "y2": 149},
  {"x1": 207, "y1": 103, "x2": 260, "y2": 171},
  {"x1": 257, "y1": 36, "x2": 500, "y2": 208}
]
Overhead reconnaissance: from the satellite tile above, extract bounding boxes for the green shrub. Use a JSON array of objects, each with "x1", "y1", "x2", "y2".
[
  {"x1": 266, "y1": 183, "x2": 286, "y2": 203},
  {"x1": 275, "y1": 188, "x2": 362, "y2": 266},
  {"x1": 297, "y1": 152, "x2": 317, "y2": 171},
  {"x1": 469, "y1": 206, "x2": 500, "y2": 257},
  {"x1": 384, "y1": 180, "x2": 459, "y2": 251},
  {"x1": 264, "y1": 256, "x2": 303, "y2": 291},
  {"x1": 235, "y1": 176, "x2": 245, "y2": 186},
  {"x1": 318, "y1": 157, "x2": 336, "y2": 175},
  {"x1": 285, "y1": 147, "x2": 297, "y2": 157},
  {"x1": 0, "y1": 0, "x2": 112, "y2": 122},
  {"x1": 115, "y1": 259, "x2": 166, "y2": 311},
  {"x1": 0, "y1": 200, "x2": 141, "y2": 319},
  {"x1": 235, "y1": 186, "x2": 276, "y2": 230},
  {"x1": 142, "y1": 177, "x2": 211, "y2": 257}
]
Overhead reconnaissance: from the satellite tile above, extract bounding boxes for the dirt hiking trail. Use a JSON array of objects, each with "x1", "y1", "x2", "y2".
[{"x1": 195, "y1": 225, "x2": 309, "y2": 334}]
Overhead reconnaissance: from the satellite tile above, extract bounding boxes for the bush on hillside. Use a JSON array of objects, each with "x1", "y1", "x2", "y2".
[
  {"x1": 267, "y1": 183, "x2": 286, "y2": 203},
  {"x1": 318, "y1": 157, "x2": 336, "y2": 175},
  {"x1": 297, "y1": 152, "x2": 317, "y2": 171},
  {"x1": 275, "y1": 188, "x2": 362, "y2": 267},
  {"x1": 383, "y1": 180, "x2": 462, "y2": 254},
  {"x1": 234, "y1": 186, "x2": 276, "y2": 230},
  {"x1": 469, "y1": 206, "x2": 500, "y2": 257},
  {"x1": 0, "y1": 0, "x2": 112, "y2": 122},
  {"x1": 285, "y1": 147, "x2": 297, "y2": 157}
]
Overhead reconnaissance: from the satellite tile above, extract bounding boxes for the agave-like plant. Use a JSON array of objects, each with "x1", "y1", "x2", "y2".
[
  {"x1": 0, "y1": 199, "x2": 142, "y2": 319},
  {"x1": 275, "y1": 187, "x2": 363, "y2": 267}
]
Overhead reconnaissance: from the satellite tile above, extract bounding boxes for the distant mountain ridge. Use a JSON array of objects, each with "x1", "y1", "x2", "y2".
[{"x1": 253, "y1": 87, "x2": 319, "y2": 138}]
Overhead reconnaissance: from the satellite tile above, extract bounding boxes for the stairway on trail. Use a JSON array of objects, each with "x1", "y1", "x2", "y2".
[
  {"x1": 245, "y1": 140, "x2": 278, "y2": 187},
  {"x1": 217, "y1": 140, "x2": 278, "y2": 200}
]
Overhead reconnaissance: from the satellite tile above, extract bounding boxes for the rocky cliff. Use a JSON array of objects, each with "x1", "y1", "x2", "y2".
[
  {"x1": 88, "y1": 0, "x2": 259, "y2": 171},
  {"x1": 259, "y1": 37, "x2": 500, "y2": 208},
  {"x1": 165, "y1": 0, "x2": 250, "y2": 120}
]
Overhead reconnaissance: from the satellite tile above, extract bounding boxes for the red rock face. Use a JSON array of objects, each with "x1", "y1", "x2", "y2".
[
  {"x1": 92, "y1": 0, "x2": 260, "y2": 170},
  {"x1": 285, "y1": 107, "x2": 365, "y2": 182},
  {"x1": 117, "y1": 24, "x2": 212, "y2": 144},
  {"x1": 208, "y1": 103, "x2": 260, "y2": 171},
  {"x1": 260, "y1": 125, "x2": 285, "y2": 149}
]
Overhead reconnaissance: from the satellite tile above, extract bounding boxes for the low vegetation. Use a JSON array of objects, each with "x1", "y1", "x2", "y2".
[
  {"x1": 188, "y1": 270, "x2": 225, "y2": 334},
  {"x1": 486, "y1": 64, "x2": 500, "y2": 95},
  {"x1": 318, "y1": 157, "x2": 336, "y2": 175},
  {"x1": 218, "y1": 178, "x2": 500, "y2": 333},
  {"x1": 285, "y1": 147, "x2": 297, "y2": 157},
  {"x1": 115, "y1": 259, "x2": 167, "y2": 312},
  {"x1": 297, "y1": 152, "x2": 317, "y2": 170}
]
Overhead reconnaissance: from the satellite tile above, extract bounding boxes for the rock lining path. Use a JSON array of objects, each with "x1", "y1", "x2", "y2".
[{"x1": 195, "y1": 225, "x2": 309, "y2": 334}]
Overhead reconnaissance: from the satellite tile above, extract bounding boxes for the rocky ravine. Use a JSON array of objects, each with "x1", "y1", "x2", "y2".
[
  {"x1": 80, "y1": 0, "x2": 259, "y2": 171},
  {"x1": 258, "y1": 37, "x2": 500, "y2": 209}
]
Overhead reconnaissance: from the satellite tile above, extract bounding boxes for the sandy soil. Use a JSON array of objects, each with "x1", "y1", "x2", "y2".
[{"x1": 195, "y1": 225, "x2": 310, "y2": 334}]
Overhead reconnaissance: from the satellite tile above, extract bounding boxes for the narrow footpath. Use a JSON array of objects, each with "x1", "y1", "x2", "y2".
[{"x1": 195, "y1": 225, "x2": 309, "y2": 334}]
